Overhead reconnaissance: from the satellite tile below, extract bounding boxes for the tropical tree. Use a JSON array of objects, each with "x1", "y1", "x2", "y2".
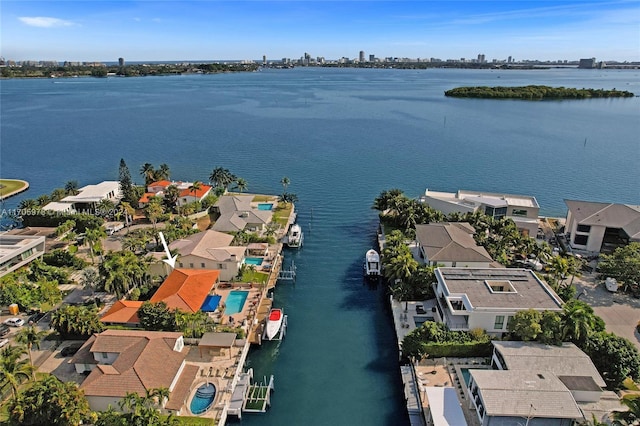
[
  {"x1": 18, "y1": 199, "x2": 40, "y2": 211},
  {"x1": 118, "y1": 387, "x2": 176, "y2": 425},
  {"x1": 96, "y1": 198, "x2": 116, "y2": 218},
  {"x1": 140, "y1": 163, "x2": 156, "y2": 185},
  {"x1": 162, "y1": 185, "x2": 180, "y2": 213},
  {"x1": 50, "y1": 305, "x2": 104, "y2": 338},
  {"x1": 280, "y1": 176, "x2": 290, "y2": 194},
  {"x1": 175, "y1": 310, "x2": 216, "y2": 338},
  {"x1": 8, "y1": 374, "x2": 92, "y2": 426},
  {"x1": 585, "y1": 331, "x2": 640, "y2": 389},
  {"x1": 372, "y1": 188, "x2": 404, "y2": 213},
  {"x1": 80, "y1": 266, "x2": 100, "y2": 297},
  {"x1": 209, "y1": 167, "x2": 236, "y2": 190},
  {"x1": 144, "y1": 197, "x2": 164, "y2": 235},
  {"x1": 279, "y1": 192, "x2": 298, "y2": 204},
  {"x1": 507, "y1": 309, "x2": 543, "y2": 341},
  {"x1": 234, "y1": 177, "x2": 248, "y2": 193},
  {"x1": 119, "y1": 201, "x2": 135, "y2": 231},
  {"x1": 15, "y1": 325, "x2": 48, "y2": 378},
  {"x1": 138, "y1": 302, "x2": 176, "y2": 331},
  {"x1": 0, "y1": 345, "x2": 33, "y2": 399},
  {"x1": 384, "y1": 250, "x2": 418, "y2": 285},
  {"x1": 84, "y1": 225, "x2": 107, "y2": 264},
  {"x1": 561, "y1": 299, "x2": 604, "y2": 345},
  {"x1": 64, "y1": 180, "x2": 80, "y2": 196},
  {"x1": 189, "y1": 181, "x2": 202, "y2": 200},
  {"x1": 156, "y1": 163, "x2": 171, "y2": 181},
  {"x1": 598, "y1": 243, "x2": 640, "y2": 294},
  {"x1": 100, "y1": 251, "x2": 150, "y2": 299},
  {"x1": 118, "y1": 158, "x2": 136, "y2": 204},
  {"x1": 612, "y1": 393, "x2": 640, "y2": 425},
  {"x1": 50, "y1": 188, "x2": 67, "y2": 202}
]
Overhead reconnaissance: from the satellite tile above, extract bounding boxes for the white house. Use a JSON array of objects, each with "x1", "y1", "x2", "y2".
[
  {"x1": 165, "y1": 230, "x2": 244, "y2": 281},
  {"x1": 415, "y1": 222, "x2": 493, "y2": 268},
  {"x1": 72, "y1": 330, "x2": 198, "y2": 414},
  {"x1": 432, "y1": 268, "x2": 563, "y2": 334},
  {"x1": 0, "y1": 234, "x2": 46, "y2": 278},
  {"x1": 565, "y1": 200, "x2": 640, "y2": 253},
  {"x1": 422, "y1": 188, "x2": 540, "y2": 237},
  {"x1": 42, "y1": 181, "x2": 121, "y2": 213}
]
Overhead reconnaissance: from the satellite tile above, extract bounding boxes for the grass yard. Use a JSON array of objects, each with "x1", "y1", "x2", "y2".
[
  {"x1": 242, "y1": 270, "x2": 269, "y2": 284},
  {"x1": 0, "y1": 179, "x2": 28, "y2": 199},
  {"x1": 272, "y1": 202, "x2": 293, "y2": 227}
]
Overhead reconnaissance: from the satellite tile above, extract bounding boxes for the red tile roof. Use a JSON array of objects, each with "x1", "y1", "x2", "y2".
[
  {"x1": 100, "y1": 300, "x2": 143, "y2": 324},
  {"x1": 80, "y1": 330, "x2": 186, "y2": 398},
  {"x1": 138, "y1": 192, "x2": 158, "y2": 204},
  {"x1": 148, "y1": 180, "x2": 172, "y2": 189},
  {"x1": 179, "y1": 184, "x2": 212, "y2": 199},
  {"x1": 150, "y1": 269, "x2": 220, "y2": 313}
]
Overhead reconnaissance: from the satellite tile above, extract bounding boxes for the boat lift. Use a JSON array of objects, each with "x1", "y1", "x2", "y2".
[
  {"x1": 277, "y1": 260, "x2": 297, "y2": 281},
  {"x1": 262, "y1": 314, "x2": 288, "y2": 341}
]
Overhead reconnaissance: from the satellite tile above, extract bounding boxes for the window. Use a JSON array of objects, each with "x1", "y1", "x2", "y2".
[
  {"x1": 189, "y1": 263, "x2": 194, "y2": 268},
  {"x1": 574, "y1": 234, "x2": 589, "y2": 245},
  {"x1": 102, "y1": 352, "x2": 108, "y2": 359},
  {"x1": 494, "y1": 315, "x2": 505, "y2": 329},
  {"x1": 506, "y1": 316, "x2": 514, "y2": 328},
  {"x1": 511, "y1": 209, "x2": 528, "y2": 217},
  {"x1": 201, "y1": 263, "x2": 205, "y2": 268},
  {"x1": 577, "y1": 224, "x2": 591, "y2": 233},
  {"x1": 179, "y1": 262, "x2": 183, "y2": 267}
]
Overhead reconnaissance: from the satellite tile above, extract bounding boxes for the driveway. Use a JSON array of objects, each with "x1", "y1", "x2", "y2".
[{"x1": 572, "y1": 273, "x2": 640, "y2": 351}]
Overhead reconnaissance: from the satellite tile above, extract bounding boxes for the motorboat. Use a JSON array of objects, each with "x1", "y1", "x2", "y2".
[
  {"x1": 286, "y1": 223, "x2": 303, "y2": 248},
  {"x1": 265, "y1": 308, "x2": 283, "y2": 340},
  {"x1": 364, "y1": 249, "x2": 381, "y2": 277}
]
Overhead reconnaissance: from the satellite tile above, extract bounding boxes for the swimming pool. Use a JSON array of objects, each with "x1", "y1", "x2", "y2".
[
  {"x1": 257, "y1": 203, "x2": 273, "y2": 211},
  {"x1": 244, "y1": 257, "x2": 264, "y2": 266},
  {"x1": 224, "y1": 290, "x2": 249, "y2": 315},
  {"x1": 460, "y1": 368, "x2": 471, "y2": 388},
  {"x1": 413, "y1": 316, "x2": 434, "y2": 328},
  {"x1": 190, "y1": 383, "x2": 216, "y2": 415}
]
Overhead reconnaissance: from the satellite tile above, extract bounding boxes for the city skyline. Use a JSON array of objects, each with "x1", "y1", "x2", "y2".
[{"x1": 1, "y1": 1, "x2": 639, "y2": 62}]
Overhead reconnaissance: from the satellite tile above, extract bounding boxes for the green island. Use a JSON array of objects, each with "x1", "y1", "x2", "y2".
[{"x1": 444, "y1": 85, "x2": 635, "y2": 99}]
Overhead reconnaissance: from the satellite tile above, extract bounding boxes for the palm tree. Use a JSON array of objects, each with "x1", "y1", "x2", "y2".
[
  {"x1": 0, "y1": 345, "x2": 33, "y2": 399},
  {"x1": 189, "y1": 181, "x2": 202, "y2": 200},
  {"x1": 209, "y1": 167, "x2": 236, "y2": 190},
  {"x1": 15, "y1": 325, "x2": 47, "y2": 379},
  {"x1": 119, "y1": 201, "x2": 135, "y2": 231},
  {"x1": 234, "y1": 177, "x2": 248, "y2": 193},
  {"x1": 36, "y1": 194, "x2": 51, "y2": 207},
  {"x1": 561, "y1": 300, "x2": 598, "y2": 345},
  {"x1": 50, "y1": 188, "x2": 67, "y2": 202},
  {"x1": 140, "y1": 163, "x2": 156, "y2": 185},
  {"x1": 156, "y1": 163, "x2": 171, "y2": 181},
  {"x1": 384, "y1": 251, "x2": 418, "y2": 285},
  {"x1": 64, "y1": 180, "x2": 80, "y2": 195},
  {"x1": 19, "y1": 198, "x2": 40, "y2": 210},
  {"x1": 84, "y1": 226, "x2": 107, "y2": 264},
  {"x1": 80, "y1": 266, "x2": 100, "y2": 297},
  {"x1": 280, "y1": 176, "x2": 290, "y2": 194}
]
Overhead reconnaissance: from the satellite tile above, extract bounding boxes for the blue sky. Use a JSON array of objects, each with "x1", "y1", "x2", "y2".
[{"x1": 1, "y1": 1, "x2": 638, "y2": 62}]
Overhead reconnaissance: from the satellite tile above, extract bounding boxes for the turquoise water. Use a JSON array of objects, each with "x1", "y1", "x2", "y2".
[
  {"x1": 461, "y1": 368, "x2": 472, "y2": 388},
  {"x1": 244, "y1": 257, "x2": 264, "y2": 266},
  {"x1": 190, "y1": 383, "x2": 216, "y2": 415},
  {"x1": 258, "y1": 203, "x2": 273, "y2": 211},
  {"x1": 224, "y1": 290, "x2": 249, "y2": 315},
  {"x1": 1, "y1": 68, "x2": 638, "y2": 425}
]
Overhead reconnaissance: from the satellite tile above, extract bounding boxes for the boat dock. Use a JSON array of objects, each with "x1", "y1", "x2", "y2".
[{"x1": 262, "y1": 313, "x2": 287, "y2": 341}]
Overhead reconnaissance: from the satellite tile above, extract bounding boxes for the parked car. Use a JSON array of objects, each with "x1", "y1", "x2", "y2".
[
  {"x1": 61, "y1": 343, "x2": 83, "y2": 357},
  {"x1": 28, "y1": 312, "x2": 46, "y2": 324},
  {"x1": 0, "y1": 324, "x2": 10, "y2": 337},
  {"x1": 4, "y1": 318, "x2": 25, "y2": 327},
  {"x1": 0, "y1": 338, "x2": 9, "y2": 348}
]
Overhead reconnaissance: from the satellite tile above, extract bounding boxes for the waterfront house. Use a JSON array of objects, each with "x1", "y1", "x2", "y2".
[
  {"x1": 138, "y1": 180, "x2": 212, "y2": 208},
  {"x1": 164, "y1": 230, "x2": 244, "y2": 281},
  {"x1": 211, "y1": 195, "x2": 272, "y2": 234},
  {"x1": 72, "y1": 329, "x2": 198, "y2": 414},
  {"x1": 466, "y1": 341, "x2": 614, "y2": 425},
  {"x1": 421, "y1": 189, "x2": 540, "y2": 237},
  {"x1": 42, "y1": 181, "x2": 121, "y2": 213},
  {"x1": 149, "y1": 269, "x2": 220, "y2": 314},
  {"x1": 0, "y1": 234, "x2": 45, "y2": 278},
  {"x1": 432, "y1": 268, "x2": 563, "y2": 334},
  {"x1": 415, "y1": 222, "x2": 493, "y2": 268},
  {"x1": 565, "y1": 199, "x2": 640, "y2": 253},
  {"x1": 177, "y1": 184, "x2": 212, "y2": 207}
]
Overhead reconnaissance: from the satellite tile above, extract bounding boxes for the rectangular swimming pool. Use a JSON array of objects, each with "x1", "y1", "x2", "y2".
[
  {"x1": 244, "y1": 257, "x2": 264, "y2": 266},
  {"x1": 413, "y1": 316, "x2": 434, "y2": 328},
  {"x1": 224, "y1": 290, "x2": 249, "y2": 315},
  {"x1": 257, "y1": 203, "x2": 273, "y2": 211}
]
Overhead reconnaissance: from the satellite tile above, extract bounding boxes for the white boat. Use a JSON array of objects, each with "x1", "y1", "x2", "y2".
[
  {"x1": 286, "y1": 223, "x2": 303, "y2": 248},
  {"x1": 605, "y1": 277, "x2": 618, "y2": 292},
  {"x1": 364, "y1": 249, "x2": 381, "y2": 277},
  {"x1": 265, "y1": 308, "x2": 283, "y2": 340}
]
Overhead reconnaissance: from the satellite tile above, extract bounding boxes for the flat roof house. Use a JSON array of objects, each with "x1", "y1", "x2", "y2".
[
  {"x1": 565, "y1": 200, "x2": 640, "y2": 253},
  {"x1": 0, "y1": 234, "x2": 46, "y2": 278},
  {"x1": 466, "y1": 341, "x2": 611, "y2": 425},
  {"x1": 433, "y1": 268, "x2": 563, "y2": 334},
  {"x1": 415, "y1": 222, "x2": 493, "y2": 268},
  {"x1": 422, "y1": 189, "x2": 540, "y2": 237},
  {"x1": 72, "y1": 330, "x2": 198, "y2": 414},
  {"x1": 42, "y1": 181, "x2": 121, "y2": 213}
]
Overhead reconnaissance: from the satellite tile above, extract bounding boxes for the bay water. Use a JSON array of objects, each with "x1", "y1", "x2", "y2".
[{"x1": 1, "y1": 68, "x2": 639, "y2": 425}]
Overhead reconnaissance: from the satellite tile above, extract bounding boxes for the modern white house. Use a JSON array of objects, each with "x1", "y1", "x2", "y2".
[
  {"x1": 162, "y1": 230, "x2": 244, "y2": 281},
  {"x1": 42, "y1": 181, "x2": 121, "y2": 213},
  {"x1": 0, "y1": 234, "x2": 46, "y2": 278},
  {"x1": 421, "y1": 189, "x2": 540, "y2": 237},
  {"x1": 415, "y1": 222, "x2": 493, "y2": 268},
  {"x1": 212, "y1": 195, "x2": 272, "y2": 233},
  {"x1": 432, "y1": 268, "x2": 564, "y2": 334},
  {"x1": 565, "y1": 200, "x2": 640, "y2": 253},
  {"x1": 72, "y1": 330, "x2": 198, "y2": 414},
  {"x1": 466, "y1": 341, "x2": 613, "y2": 425}
]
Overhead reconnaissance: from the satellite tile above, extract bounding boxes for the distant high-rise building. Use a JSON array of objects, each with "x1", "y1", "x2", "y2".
[
  {"x1": 262, "y1": 55, "x2": 266, "y2": 65},
  {"x1": 118, "y1": 57, "x2": 124, "y2": 67},
  {"x1": 508, "y1": 56, "x2": 512, "y2": 63},
  {"x1": 359, "y1": 51, "x2": 365, "y2": 62},
  {"x1": 369, "y1": 54, "x2": 375, "y2": 62},
  {"x1": 578, "y1": 58, "x2": 597, "y2": 69},
  {"x1": 477, "y1": 54, "x2": 485, "y2": 63}
]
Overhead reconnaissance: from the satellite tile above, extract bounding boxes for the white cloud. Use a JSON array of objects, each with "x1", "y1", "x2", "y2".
[{"x1": 18, "y1": 17, "x2": 75, "y2": 28}]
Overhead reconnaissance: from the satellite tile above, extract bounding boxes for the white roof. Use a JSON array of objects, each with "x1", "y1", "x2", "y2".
[
  {"x1": 424, "y1": 387, "x2": 467, "y2": 426},
  {"x1": 42, "y1": 201, "x2": 75, "y2": 212},
  {"x1": 62, "y1": 181, "x2": 121, "y2": 203}
]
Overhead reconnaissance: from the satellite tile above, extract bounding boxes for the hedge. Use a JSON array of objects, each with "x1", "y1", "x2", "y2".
[
  {"x1": 21, "y1": 211, "x2": 104, "y2": 232},
  {"x1": 421, "y1": 341, "x2": 493, "y2": 358}
]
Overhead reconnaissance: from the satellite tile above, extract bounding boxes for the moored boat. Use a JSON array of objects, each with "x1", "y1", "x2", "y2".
[
  {"x1": 285, "y1": 223, "x2": 303, "y2": 248},
  {"x1": 364, "y1": 249, "x2": 381, "y2": 277},
  {"x1": 265, "y1": 308, "x2": 283, "y2": 340}
]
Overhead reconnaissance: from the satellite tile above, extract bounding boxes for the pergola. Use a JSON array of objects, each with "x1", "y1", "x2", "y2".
[{"x1": 198, "y1": 332, "x2": 236, "y2": 359}]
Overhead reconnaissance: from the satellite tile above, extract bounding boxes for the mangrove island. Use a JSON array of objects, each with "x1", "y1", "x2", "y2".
[{"x1": 444, "y1": 85, "x2": 635, "y2": 100}]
